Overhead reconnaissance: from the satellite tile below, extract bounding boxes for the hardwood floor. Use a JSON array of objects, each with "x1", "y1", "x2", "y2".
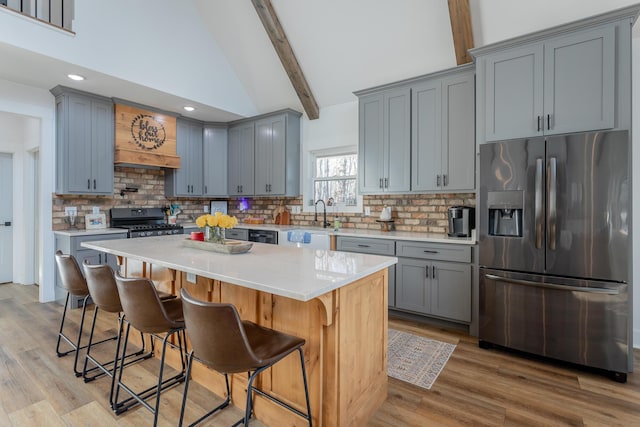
[{"x1": 1, "y1": 282, "x2": 639, "y2": 426}]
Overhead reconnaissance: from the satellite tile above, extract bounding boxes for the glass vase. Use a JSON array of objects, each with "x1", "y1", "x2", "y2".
[{"x1": 206, "y1": 226, "x2": 225, "y2": 244}]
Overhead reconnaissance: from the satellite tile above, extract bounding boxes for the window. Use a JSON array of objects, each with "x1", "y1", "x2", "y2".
[{"x1": 311, "y1": 150, "x2": 361, "y2": 211}]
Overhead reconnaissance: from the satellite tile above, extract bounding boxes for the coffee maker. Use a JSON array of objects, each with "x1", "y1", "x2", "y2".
[{"x1": 447, "y1": 206, "x2": 475, "y2": 237}]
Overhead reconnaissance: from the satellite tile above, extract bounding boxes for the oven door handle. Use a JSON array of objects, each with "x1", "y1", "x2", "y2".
[{"x1": 483, "y1": 274, "x2": 620, "y2": 295}]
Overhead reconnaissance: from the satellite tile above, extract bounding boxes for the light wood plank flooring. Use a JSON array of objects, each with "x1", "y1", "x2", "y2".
[{"x1": 1, "y1": 283, "x2": 639, "y2": 426}]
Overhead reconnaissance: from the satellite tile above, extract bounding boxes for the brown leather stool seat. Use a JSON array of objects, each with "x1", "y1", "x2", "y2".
[
  {"x1": 82, "y1": 262, "x2": 176, "y2": 408},
  {"x1": 114, "y1": 273, "x2": 186, "y2": 426},
  {"x1": 178, "y1": 289, "x2": 312, "y2": 427},
  {"x1": 54, "y1": 251, "x2": 116, "y2": 377}
]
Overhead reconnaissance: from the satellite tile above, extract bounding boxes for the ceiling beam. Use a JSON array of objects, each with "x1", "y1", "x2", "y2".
[
  {"x1": 251, "y1": 0, "x2": 320, "y2": 120},
  {"x1": 448, "y1": 0, "x2": 475, "y2": 65}
]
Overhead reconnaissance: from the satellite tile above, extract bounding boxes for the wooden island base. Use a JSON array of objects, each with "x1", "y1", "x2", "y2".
[{"x1": 123, "y1": 259, "x2": 389, "y2": 427}]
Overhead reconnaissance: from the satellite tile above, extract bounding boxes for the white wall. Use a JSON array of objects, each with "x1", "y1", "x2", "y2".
[
  {"x1": 0, "y1": 79, "x2": 55, "y2": 303},
  {"x1": 0, "y1": 0, "x2": 256, "y2": 118}
]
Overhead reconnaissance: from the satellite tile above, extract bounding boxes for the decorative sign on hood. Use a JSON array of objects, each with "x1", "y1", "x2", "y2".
[{"x1": 114, "y1": 104, "x2": 180, "y2": 168}]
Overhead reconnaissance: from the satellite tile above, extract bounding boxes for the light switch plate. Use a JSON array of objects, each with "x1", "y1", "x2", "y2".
[
  {"x1": 64, "y1": 207, "x2": 77, "y2": 216},
  {"x1": 364, "y1": 207, "x2": 371, "y2": 216},
  {"x1": 92, "y1": 206, "x2": 100, "y2": 215},
  {"x1": 204, "y1": 205, "x2": 209, "y2": 213},
  {"x1": 186, "y1": 272, "x2": 196, "y2": 283}
]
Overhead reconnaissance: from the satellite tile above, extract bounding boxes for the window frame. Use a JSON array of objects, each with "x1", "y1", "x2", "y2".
[{"x1": 304, "y1": 146, "x2": 362, "y2": 214}]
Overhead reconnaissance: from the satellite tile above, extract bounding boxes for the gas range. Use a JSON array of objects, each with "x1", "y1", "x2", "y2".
[{"x1": 110, "y1": 207, "x2": 184, "y2": 238}]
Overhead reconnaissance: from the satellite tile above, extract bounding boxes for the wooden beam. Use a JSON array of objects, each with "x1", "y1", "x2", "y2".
[
  {"x1": 251, "y1": 0, "x2": 320, "y2": 120},
  {"x1": 448, "y1": 0, "x2": 475, "y2": 65}
]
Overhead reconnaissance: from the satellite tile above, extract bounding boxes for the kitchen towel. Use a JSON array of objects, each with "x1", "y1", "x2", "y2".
[{"x1": 287, "y1": 230, "x2": 311, "y2": 243}]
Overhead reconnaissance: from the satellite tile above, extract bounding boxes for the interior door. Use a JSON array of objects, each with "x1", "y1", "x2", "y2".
[{"x1": 0, "y1": 153, "x2": 13, "y2": 283}]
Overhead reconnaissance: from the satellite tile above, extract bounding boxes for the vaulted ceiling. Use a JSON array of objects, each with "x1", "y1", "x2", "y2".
[{"x1": 1, "y1": 0, "x2": 639, "y2": 122}]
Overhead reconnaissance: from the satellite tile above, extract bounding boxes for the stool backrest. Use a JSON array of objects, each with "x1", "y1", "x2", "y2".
[
  {"x1": 114, "y1": 273, "x2": 182, "y2": 333},
  {"x1": 83, "y1": 262, "x2": 122, "y2": 313},
  {"x1": 54, "y1": 250, "x2": 89, "y2": 296},
  {"x1": 181, "y1": 289, "x2": 261, "y2": 373}
]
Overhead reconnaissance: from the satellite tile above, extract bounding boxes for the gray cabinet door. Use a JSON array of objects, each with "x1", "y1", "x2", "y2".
[
  {"x1": 203, "y1": 125, "x2": 228, "y2": 197},
  {"x1": 171, "y1": 119, "x2": 203, "y2": 196},
  {"x1": 388, "y1": 264, "x2": 396, "y2": 307},
  {"x1": 395, "y1": 257, "x2": 430, "y2": 314},
  {"x1": 431, "y1": 261, "x2": 471, "y2": 322},
  {"x1": 383, "y1": 87, "x2": 411, "y2": 192},
  {"x1": 358, "y1": 93, "x2": 385, "y2": 193},
  {"x1": 485, "y1": 44, "x2": 544, "y2": 141},
  {"x1": 90, "y1": 99, "x2": 114, "y2": 194},
  {"x1": 411, "y1": 80, "x2": 441, "y2": 191},
  {"x1": 227, "y1": 122, "x2": 254, "y2": 196},
  {"x1": 543, "y1": 26, "x2": 615, "y2": 135},
  {"x1": 442, "y1": 71, "x2": 475, "y2": 191},
  {"x1": 188, "y1": 122, "x2": 204, "y2": 195},
  {"x1": 66, "y1": 94, "x2": 93, "y2": 192},
  {"x1": 254, "y1": 115, "x2": 286, "y2": 195}
]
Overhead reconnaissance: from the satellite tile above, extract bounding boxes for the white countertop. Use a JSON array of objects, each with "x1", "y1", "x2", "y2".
[
  {"x1": 54, "y1": 228, "x2": 128, "y2": 237},
  {"x1": 181, "y1": 222, "x2": 476, "y2": 245},
  {"x1": 82, "y1": 234, "x2": 397, "y2": 302}
]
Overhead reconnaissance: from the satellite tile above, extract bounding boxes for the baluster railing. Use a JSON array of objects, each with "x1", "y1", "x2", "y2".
[{"x1": 1, "y1": 0, "x2": 73, "y2": 31}]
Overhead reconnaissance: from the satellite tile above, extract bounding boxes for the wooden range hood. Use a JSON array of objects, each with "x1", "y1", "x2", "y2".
[{"x1": 114, "y1": 103, "x2": 180, "y2": 168}]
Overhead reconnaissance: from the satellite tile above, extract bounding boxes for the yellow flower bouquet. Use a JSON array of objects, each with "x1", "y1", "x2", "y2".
[{"x1": 195, "y1": 212, "x2": 238, "y2": 243}]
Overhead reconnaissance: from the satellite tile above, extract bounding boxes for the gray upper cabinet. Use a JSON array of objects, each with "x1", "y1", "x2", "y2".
[
  {"x1": 202, "y1": 124, "x2": 228, "y2": 197},
  {"x1": 411, "y1": 66, "x2": 474, "y2": 192},
  {"x1": 166, "y1": 118, "x2": 204, "y2": 197},
  {"x1": 51, "y1": 86, "x2": 114, "y2": 195},
  {"x1": 357, "y1": 87, "x2": 411, "y2": 194},
  {"x1": 228, "y1": 122, "x2": 255, "y2": 196},
  {"x1": 254, "y1": 111, "x2": 300, "y2": 196},
  {"x1": 229, "y1": 109, "x2": 301, "y2": 197},
  {"x1": 472, "y1": 6, "x2": 638, "y2": 143}
]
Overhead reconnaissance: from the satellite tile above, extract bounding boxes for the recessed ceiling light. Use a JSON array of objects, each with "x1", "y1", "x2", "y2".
[
  {"x1": 183, "y1": 106, "x2": 195, "y2": 112},
  {"x1": 67, "y1": 74, "x2": 85, "y2": 81}
]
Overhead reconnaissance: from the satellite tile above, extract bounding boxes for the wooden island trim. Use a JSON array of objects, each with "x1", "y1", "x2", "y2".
[{"x1": 124, "y1": 258, "x2": 388, "y2": 427}]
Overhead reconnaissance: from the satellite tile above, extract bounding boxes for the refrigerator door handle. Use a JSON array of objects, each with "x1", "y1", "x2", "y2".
[
  {"x1": 548, "y1": 157, "x2": 557, "y2": 251},
  {"x1": 535, "y1": 158, "x2": 543, "y2": 249},
  {"x1": 483, "y1": 274, "x2": 620, "y2": 295}
]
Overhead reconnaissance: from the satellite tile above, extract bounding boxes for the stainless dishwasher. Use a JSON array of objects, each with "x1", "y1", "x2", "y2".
[{"x1": 248, "y1": 229, "x2": 278, "y2": 244}]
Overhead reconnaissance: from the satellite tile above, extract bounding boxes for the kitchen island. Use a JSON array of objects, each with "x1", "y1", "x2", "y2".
[{"x1": 83, "y1": 234, "x2": 397, "y2": 427}]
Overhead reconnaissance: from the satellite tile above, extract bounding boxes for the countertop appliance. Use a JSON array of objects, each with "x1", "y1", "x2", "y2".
[
  {"x1": 248, "y1": 229, "x2": 278, "y2": 244},
  {"x1": 447, "y1": 206, "x2": 475, "y2": 237},
  {"x1": 478, "y1": 130, "x2": 631, "y2": 382},
  {"x1": 110, "y1": 208, "x2": 183, "y2": 238}
]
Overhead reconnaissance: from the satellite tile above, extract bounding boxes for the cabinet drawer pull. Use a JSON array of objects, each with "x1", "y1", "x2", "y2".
[
  {"x1": 379, "y1": 178, "x2": 383, "y2": 188},
  {"x1": 384, "y1": 177, "x2": 388, "y2": 188},
  {"x1": 443, "y1": 175, "x2": 447, "y2": 186},
  {"x1": 547, "y1": 114, "x2": 551, "y2": 130},
  {"x1": 357, "y1": 244, "x2": 370, "y2": 248},
  {"x1": 423, "y1": 250, "x2": 438, "y2": 254},
  {"x1": 87, "y1": 179, "x2": 91, "y2": 190},
  {"x1": 437, "y1": 175, "x2": 441, "y2": 186},
  {"x1": 537, "y1": 115, "x2": 541, "y2": 132},
  {"x1": 432, "y1": 265, "x2": 436, "y2": 279},
  {"x1": 204, "y1": 185, "x2": 207, "y2": 194},
  {"x1": 93, "y1": 179, "x2": 96, "y2": 190}
]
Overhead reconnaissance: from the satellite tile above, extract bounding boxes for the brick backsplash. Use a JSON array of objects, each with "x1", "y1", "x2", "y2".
[{"x1": 52, "y1": 166, "x2": 475, "y2": 233}]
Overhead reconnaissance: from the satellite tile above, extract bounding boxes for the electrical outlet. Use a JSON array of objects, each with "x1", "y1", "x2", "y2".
[
  {"x1": 291, "y1": 206, "x2": 301, "y2": 214},
  {"x1": 204, "y1": 205, "x2": 209, "y2": 213},
  {"x1": 364, "y1": 207, "x2": 371, "y2": 216},
  {"x1": 64, "y1": 207, "x2": 77, "y2": 216}
]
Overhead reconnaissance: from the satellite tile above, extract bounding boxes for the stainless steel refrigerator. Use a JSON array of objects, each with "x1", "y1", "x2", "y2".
[{"x1": 478, "y1": 130, "x2": 631, "y2": 381}]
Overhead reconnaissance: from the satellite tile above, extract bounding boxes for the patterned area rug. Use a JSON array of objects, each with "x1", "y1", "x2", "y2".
[{"x1": 387, "y1": 328, "x2": 456, "y2": 390}]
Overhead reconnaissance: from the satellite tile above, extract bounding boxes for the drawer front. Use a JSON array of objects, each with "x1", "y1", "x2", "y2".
[
  {"x1": 71, "y1": 233, "x2": 126, "y2": 252},
  {"x1": 337, "y1": 237, "x2": 395, "y2": 255},
  {"x1": 226, "y1": 228, "x2": 249, "y2": 241},
  {"x1": 396, "y1": 241, "x2": 470, "y2": 263}
]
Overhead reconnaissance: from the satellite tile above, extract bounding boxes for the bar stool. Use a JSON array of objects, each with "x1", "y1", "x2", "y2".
[
  {"x1": 54, "y1": 250, "x2": 116, "y2": 377},
  {"x1": 178, "y1": 289, "x2": 313, "y2": 427},
  {"x1": 113, "y1": 273, "x2": 187, "y2": 426},
  {"x1": 82, "y1": 262, "x2": 178, "y2": 407}
]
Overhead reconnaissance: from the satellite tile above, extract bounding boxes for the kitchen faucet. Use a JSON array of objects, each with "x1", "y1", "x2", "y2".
[{"x1": 314, "y1": 199, "x2": 330, "y2": 228}]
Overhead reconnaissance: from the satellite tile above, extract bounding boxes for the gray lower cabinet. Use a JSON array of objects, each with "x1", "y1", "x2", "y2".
[
  {"x1": 476, "y1": 21, "x2": 620, "y2": 142},
  {"x1": 336, "y1": 236, "x2": 396, "y2": 307},
  {"x1": 411, "y1": 65, "x2": 475, "y2": 192},
  {"x1": 54, "y1": 232, "x2": 126, "y2": 308},
  {"x1": 51, "y1": 86, "x2": 114, "y2": 195},
  {"x1": 357, "y1": 87, "x2": 411, "y2": 194},
  {"x1": 228, "y1": 122, "x2": 255, "y2": 196},
  {"x1": 225, "y1": 228, "x2": 248, "y2": 241},
  {"x1": 395, "y1": 241, "x2": 471, "y2": 323}
]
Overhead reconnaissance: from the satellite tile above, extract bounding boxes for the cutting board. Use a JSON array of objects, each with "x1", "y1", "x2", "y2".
[{"x1": 278, "y1": 210, "x2": 291, "y2": 225}]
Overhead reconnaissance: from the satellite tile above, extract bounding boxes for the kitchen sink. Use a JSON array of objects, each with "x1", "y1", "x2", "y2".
[{"x1": 277, "y1": 229, "x2": 331, "y2": 249}]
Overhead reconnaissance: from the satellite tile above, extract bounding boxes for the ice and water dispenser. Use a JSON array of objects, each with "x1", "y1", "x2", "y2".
[{"x1": 487, "y1": 191, "x2": 523, "y2": 237}]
